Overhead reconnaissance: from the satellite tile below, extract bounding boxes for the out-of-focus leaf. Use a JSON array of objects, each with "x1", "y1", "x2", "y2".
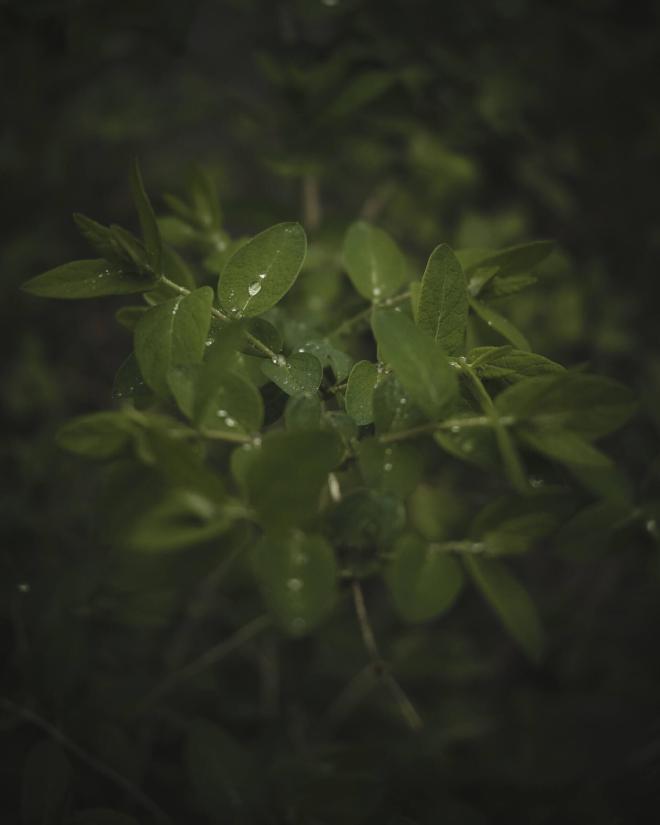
[
  {"x1": 22, "y1": 260, "x2": 154, "y2": 299},
  {"x1": 343, "y1": 221, "x2": 406, "y2": 301}
]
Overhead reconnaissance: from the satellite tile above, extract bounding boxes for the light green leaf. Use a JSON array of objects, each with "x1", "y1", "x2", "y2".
[
  {"x1": 468, "y1": 346, "x2": 563, "y2": 384},
  {"x1": 495, "y1": 373, "x2": 636, "y2": 440},
  {"x1": 245, "y1": 430, "x2": 343, "y2": 533},
  {"x1": 464, "y1": 556, "x2": 544, "y2": 663},
  {"x1": 358, "y1": 437, "x2": 424, "y2": 498},
  {"x1": 285, "y1": 393, "x2": 322, "y2": 431},
  {"x1": 253, "y1": 531, "x2": 337, "y2": 635},
  {"x1": 345, "y1": 360, "x2": 379, "y2": 425},
  {"x1": 260, "y1": 352, "x2": 323, "y2": 396},
  {"x1": 469, "y1": 296, "x2": 530, "y2": 351},
  {"x1": 372, "y1": 309, "x2": 458, "y2": 419},
  {"x1": 22, "y1": 260, "x2": 154, "y2": 299},
  {"x1": 218, "y1": 222, "x2": 307, "y2": 317},
  {"x1": 56, "y1": 412, "x2": 134, "y2": 459},
  {"x1": 130, "y1": 158, "x2": 162, "y2": 272},
  {"x1": 417, "y1": 243, "x2": 468, "y2": 355},
  {"x1": 134, "y1": 286, "x2": 213, "y2": 396},
  {"x1": 342, "y1": 221, "x2": 406, "y2": 301},
  {"x1": 21, "y1": 740, "x2": 72, "y2": 825},
  {"x1": 386, "y1": 533, "x2": 464, "y2": 623}
]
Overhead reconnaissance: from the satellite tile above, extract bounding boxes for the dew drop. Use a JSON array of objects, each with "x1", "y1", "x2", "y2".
[
  {"x1": 384, "y1": 463, "x2": 393, "y2": 472},
  {"x1": 372, "y1": 286, "x2": 382, "y2": 298},
  {"x1": 529, "y1": 476, "x2": 544, "y2": 488},
  {"x1": 205, "y1": 338, "x2": 213, "y2": 347},
  {"x1": 248, "y1": 280, "x2": 262, "y2": 297},
  {"x1": 17, "y1": 582, "x2": 30, "y2": 594},
  {"x1": 217, "y1": 409, "x2": 228, "y2": 418},
  {"x1": 258, "y1": 271, "x2": 267, "y2": 280},
  {"x1": 276, "y1": 354, "x2": 287, "y2": 367},
  {"x1": 252, "y1": 435, "x2": 262, "y2": 448},
  {"x1": 225, "y1": 417, "x2": 236, "y2": 428},
  {"x1": 287, "y1": 578, "x2": 303, "y2": 593},
  {"x1": 450, "y1": 425, "x2": 461, "y2": 434},
  {"x1": 646, "y1": 518, "x2": 658, "y2": 536},
  {"x1": 399, "y1": 397, "x2": 407, "y2": 405}
]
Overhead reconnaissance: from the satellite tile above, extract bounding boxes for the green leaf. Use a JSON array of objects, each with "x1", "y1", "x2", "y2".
[
  {"x1": 253, "y1": 531, "x2": 337, "y2": 635},
  {"x1": 70, "y1": 811, "x2": 140, "y2": 825},
  {"x1": 519, "y1": 427, "x2": 612, "y2": 468},
  {"x1": 372, "y1": 309, "x2": 458, "y2": 419},
  {"x1": 470, "y1": 494, "x2": 565, "y2": 555},
  {"x1": 130, "y1": 158, "x2": 162, "y2": 272},
  {"x1": 464, "y1": 557, "x2": 544, "y2": 663},
  {"x1": 468, "y1": 346, "x2": 563, "y2": 384},
  {"x1": 433, "y1": 414, "x2": 500, "y2": 470},
  {"x1": 386, "y1": 533, "x2": 464, "y2": 623},
  {"x1": 110, "y1": 225, "x2": 149, "y2": 271},
  {"x1": 189, "y1": 165, "x2": 223, "y2": 229},
  {"x1": 114, "y1": 305, "x2": 148, "y2": 331},
  {"x1": 358, "y1": 437, "x2": 424, "y2": 498},
  {"x1": 342, "y1": 221, "x2": 406, "y2": 301},
  {"x1": 128, "y1": 488, "x2": 235, "y2": 552},
  {"x1": 285, "y1": 392, "x2": 322, "y2": 431},
  {"x1": 480, "y1": 272, "x2": 538, "y2": 299},
  {"x1": 21, "y1": 740, "x2": 72, "y2": 825},
  {"x1": 22, "y1": 260, "x2": 154, "y2": 299},
  {"x1": 296, "y1": 337, "x2": 354, "y2": 382},
  {"x1": 554, "y1": 499, "x2": 633, "y2": 561},
  {"x1": 73, "y1": 213, "x2": 121, "y2": 262},
  {"x1": 327, "y1": 489, "x2": 406, "y2": 552},
  {"x1": 260, "y1": 352, "x2": 323, "y2": 396},
  {"x1": 408, "y1": 482, "x2": 467, "y2": 541},
  {"x1": 462, "y1": 240, "x2": 554, "y2": 277},
  {"x1": 417, "y1": 244, "x2": 468, "y2": 355},
  {"x1": 495, "y1": 373, "x2": 636, "y2": 440},
  {"x1": 134, "y1": 286, "x2": 213, "y2": 396},
  {"x1": 186, "y1": 719, "x2": 259, "y2": 819},
  {"x1": 240, "y1": 318, "x2": 283, "y2": 358},
  {"x1": 195, "y1": 367, "x2": 264, "y2": 434},
  {"x1": 372, "y1": 373, "x2": 426, "y2": 434},
  {"x1": 345, "y1": 360, "x2": 379, "y2": 426},
  {"x1": 112, "y1": 353, "x2": 152, "y2": 403},
  {"x1": 469, "y1": 296, "x2": 530, "y2": 351},
  {"x1": 245, "y1": 430, "x2": 343, "y2": 533},
  {"x1": 56, "y1": 412, "x2": 134, "y2": 458},
  {"x1": 218, "y1": 222, "x2": 307, "y2": 317}
]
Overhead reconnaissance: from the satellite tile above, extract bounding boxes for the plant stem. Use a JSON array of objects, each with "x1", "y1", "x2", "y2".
[
  {"x1": 158, "y1": 276, "x2": 278, "y2": 361},
  {"x1": 350, "y1": 580, "x2": 423, "y2": 732},
  {"x1": 302, "y1": 173, "x2": 322, "y2": 231},
  {"x1": 0, "y1": 696, "x2": 172, "y2": 824},
  {"x1": 460, "y1": 363, "x2": 529, "y2": 494},
  {"x1": 136, "y1": 614, "x2": 271, "y2": 714}
]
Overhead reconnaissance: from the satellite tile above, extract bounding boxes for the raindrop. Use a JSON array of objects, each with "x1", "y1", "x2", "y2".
[
  {"x1": 384, "y1": 463, "x2": 393, "y2": 472},
  {"x1": 529, "y1": 476, "x2": 544, "y2": 488},
  {"x1": 372, "y1": 286, "x2": 382, "y2": 298},
  {"x1": 17, "y1": 582, "x2": 30, "y2": 594},
  {"x1": 276, "y1": 354, "x2": 287, "y2": 367},
  {"x1": 646, "y1": 518, "x2": 658, "y2": 536},
  {"x1": 450, "y1": 425, "x2": 461, "y2": 434},
  {"x1": 248, "y1": 280, "x2": 262, "y2": 297},
  {"x1": 258, "y1": 271, "x2": 267, "y2": 280},
  {"x1": 252, "y1": 435, "x2": 262, "y2": 448},
  {"x1": 205, "y1": 338, "x2": 213, "y2": 347},
  {"x1": 217, "y1": 409, "x2": 228, "y2": 418},
  {"x1": 287, "y1": 578, "x2": 303, "y2": 592},
  {"x1": 458, "y1": 356, "x2": 467, "y2": 365},
  {"x1": 225, "y1": 417, "x2": 236, "y2": 428},
  {"x1": 399, "y1": 397, "x2": 407, "y2": 405}
]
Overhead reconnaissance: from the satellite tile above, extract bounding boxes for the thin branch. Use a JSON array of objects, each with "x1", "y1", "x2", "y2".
[
  {"x1": 136, "y1": 615, "x2": 271, "y2": 714},
  {"x1": 302, "y1": 173, "x2": 322, "y2": 231},
  {"x1": 350, "y1": 580, "x2": 423, "y2": 732},
  {"x1": 0, "y1": 696, "x2": 171, "y2": 825}
]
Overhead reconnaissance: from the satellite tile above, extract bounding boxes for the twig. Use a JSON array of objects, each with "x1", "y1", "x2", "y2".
[
  {"x1": 350, "y1": 580, "x2": 423, "y2": 732},
  {"x1": 0, "y1": 696, "x2": 171, "y2": 824},
  {"x1": 136, "y1": 615, "x2": 271, "y2": 714}
]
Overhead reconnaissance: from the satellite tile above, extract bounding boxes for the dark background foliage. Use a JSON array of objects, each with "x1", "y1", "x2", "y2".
[{"x1": 2, "y1": 1, "x2": 660, "y2": 822}]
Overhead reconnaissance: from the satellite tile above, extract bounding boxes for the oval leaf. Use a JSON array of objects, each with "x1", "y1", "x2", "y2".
[
  {"x1": 469, "y1": 296, "x2": 530, "y2": 351},
  {"x1": 345, "y1": 360, "x2": 379, "y2": 426},
  {"x1": 22, "y1": 260, "x2": 154, "y2": 299},
  {"x1": 253, "y1": 531, "x2": 337, "y2": 635},
  {"x1": 358, "y1": 437, "x2": 424, "y2": 498},
  {"x1": 134, "y1": 286, "x2": 213, "y2": 396},
  {"x1": 218, "y1": 222, "x2": 307, "y2": 317},
  {"x1": 372, "y1": 309, "x2": 458, "y2": 420},
  {"x1": 342, "y1": 221, "x2": 406, "y2": 301},
  {"x1": 417, "y1": 244, "x2": 468, "y2": 355},
  {"x1": 260, "y1": 352, "x2": 323, "y2": 396},
  {"x1": 387, "y1": 533, "x2": 464, "y2": 623}
]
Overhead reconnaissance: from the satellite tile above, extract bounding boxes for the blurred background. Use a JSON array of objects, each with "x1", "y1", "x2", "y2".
[{"x1": 2, "y1": 1, "x2": 660, "y2": 822}]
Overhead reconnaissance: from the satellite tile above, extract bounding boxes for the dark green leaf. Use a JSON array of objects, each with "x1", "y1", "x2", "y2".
[
  {"x1": 481, "y1": 272, "x2": 538, "y2": 299},
  {"x1": 261, "y1": 352, "x2": 323, "y2": 396},
  {"x1": 462, "y1": 240, "x2": 554, "y2": 277},
  {"x1": 386, "y1": 533, "x2": 464, "y2": 623},
  {"x1": 134, "y1": 286, "x2": 213, "y2": 396},
  {"x1": 554, "y1": 499, "x2": 633, "y2": 560},
  {"x1": 285, "y1": 392, "x2": 322, "y2": 431},
  {"x1": 417, "y1": 244, "x2": 468, "y2": 355},
  {"x1": 253, "y1": 531, "x2": 337, "y2": 635},
  {"x1": 195, "y1": 367, "x2": 264, "y2": 434},
  {"x1": 464, "y1": 557, "x2": 544, "y2": 663},
  {"x1": 112, "y1": 353, "x2": 152, "y2": 403},
  {"x1": 22, "y1": 260, "x2": 154, "y2": 299},
  {"x1": 130, "y1": 158, "x2": 162, "y2": 272},
  {"x1": 470, "y1": 494, "x2": 565, "y2": 555},
  {"x1": 519, "y1": 427, "x2": 612, "y2": 468},
  {"x1": 245, "y1": 430, "x2": 343, "y2": 533},
  {"x1": 73, "y1": 213, "x2": 121, "y2": 262},
  {"x1": 469, "y1": 346, "x2": 563, "y2": 384},
  {"x1": 408, "y1": 482, "x2": 467, "y2": 541},
  {"x1": 342, "y1": 221, "x2": 406, "y2": 301},
  {"x1": 358, "y1": 438, "x2": 424, "y2": 498},
  {"x1": 114, "y1": 305, "x2": 148, "y2": 331},
  {"x1": 240, "y1": 318, "x2": 283, "y2": 358},
  {"x1": 326, "y1": 489, "x2": 406, "y2": 551},
  {"x1": 218, "y1": 222, "x2": 307, "y2": 317},
  {"x1": 372, "y1": 372, "x2": 426, "y2": 434},
  {"x1": 469, "y1": 296, "x2": 530, "y2": 351},
  {"x1": 345, "y1": 360, "x2": 379, "y2": 425},
  {"x1": 110, "y1": 225, "x2": 149, "y2": 270},
  {"x1": 372, "y1": 309, "x2": 458, "y2": 419},
  {"x1": 21, "y1": 740, "x2": 72, "y2": 825},
  {"x1": 296, "y1": 338, "x2": 354, "y2": 382}
]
